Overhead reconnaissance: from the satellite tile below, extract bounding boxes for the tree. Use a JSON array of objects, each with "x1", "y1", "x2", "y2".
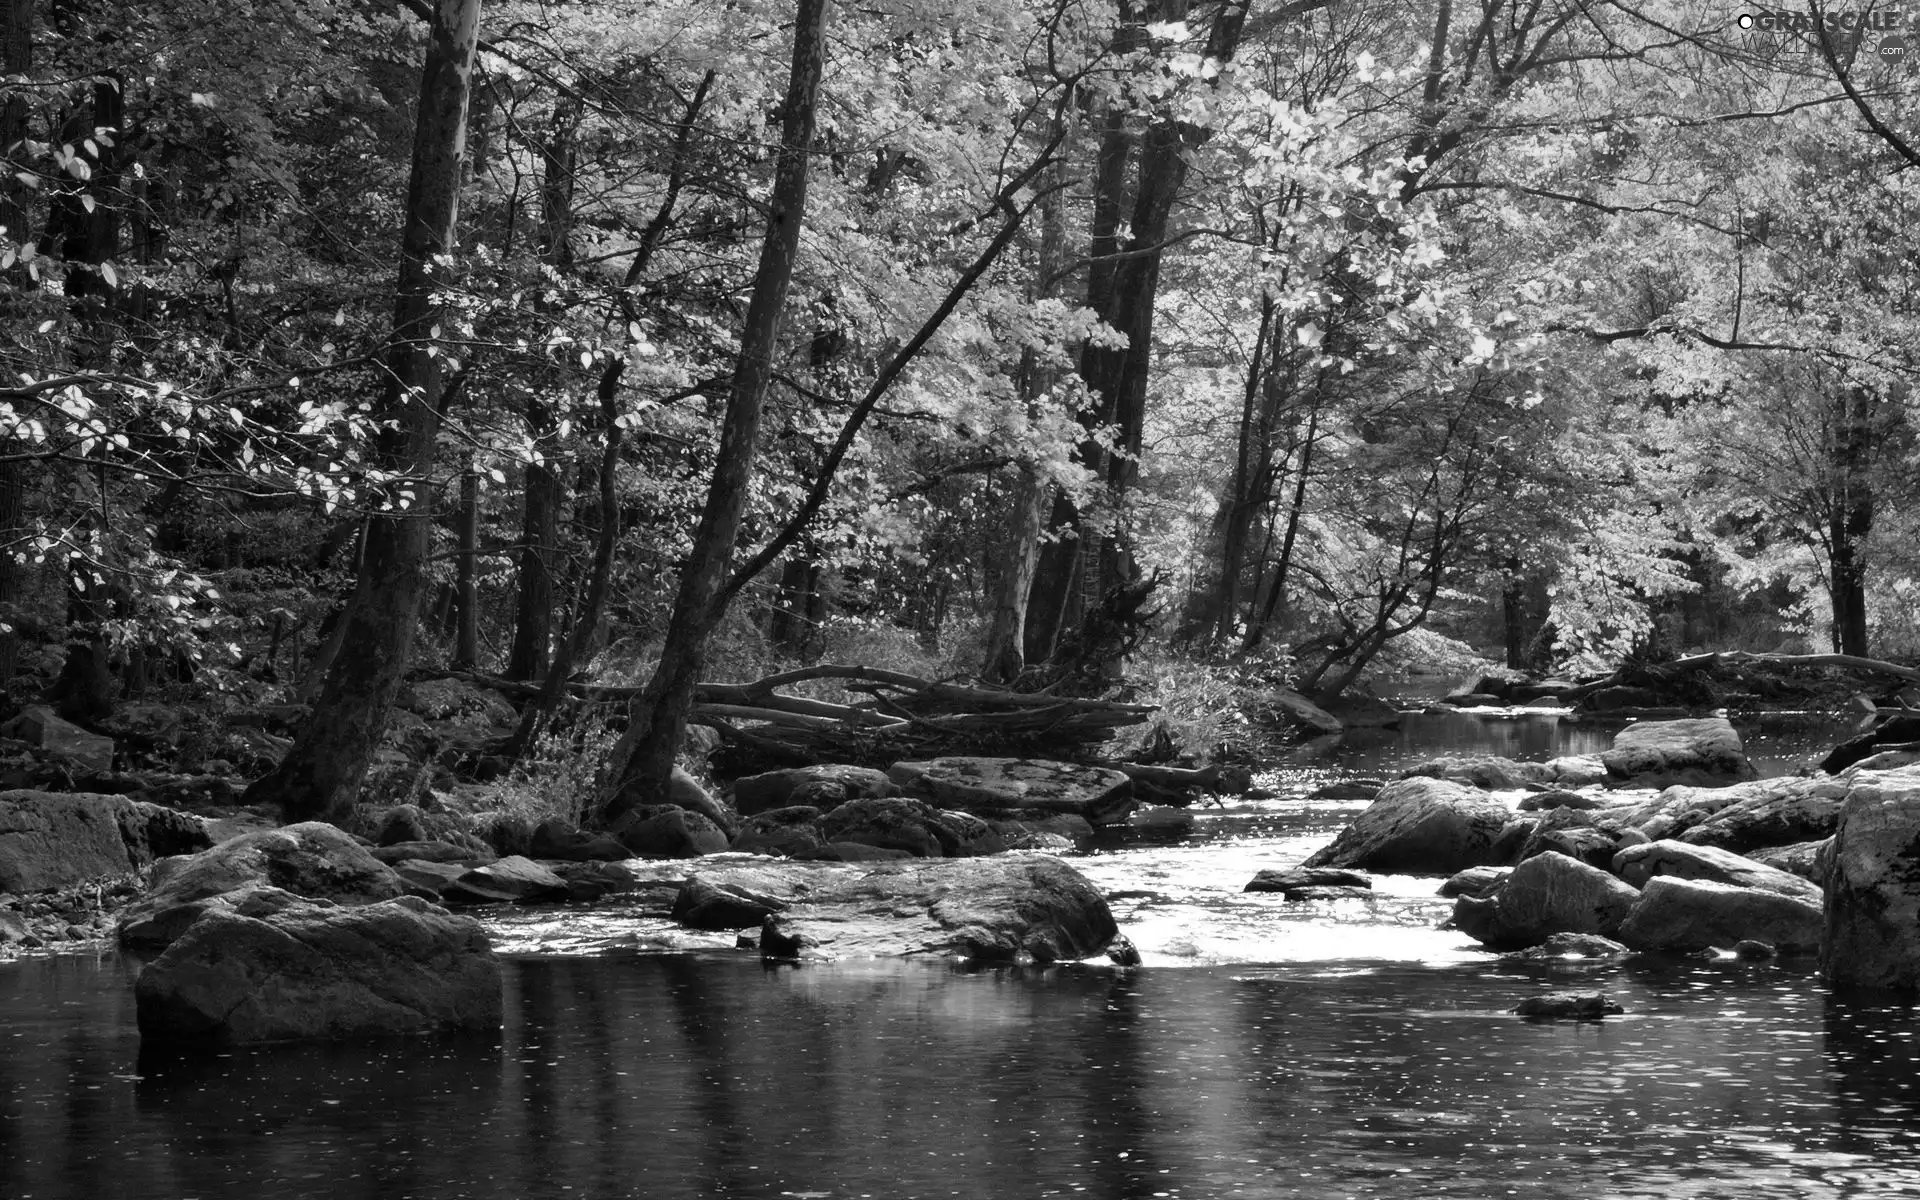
[{"x1": 242, "y1": 0, "x2": 483, "y2": 823}]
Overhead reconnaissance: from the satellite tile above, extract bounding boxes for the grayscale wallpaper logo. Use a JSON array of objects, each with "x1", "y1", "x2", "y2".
[{"x1": 1736, "y1": 6, "x2": 1912, "y2": 63}]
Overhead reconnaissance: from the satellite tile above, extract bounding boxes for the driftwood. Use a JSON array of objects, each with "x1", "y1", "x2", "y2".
[{"x1": 438, "y1": 664, "x2": 1158, "y2": 768}]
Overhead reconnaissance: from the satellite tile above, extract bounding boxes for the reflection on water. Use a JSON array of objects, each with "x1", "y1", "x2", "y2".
[{"x1": 5, "y1": 954, "x2": 1920, "y2": 1199}]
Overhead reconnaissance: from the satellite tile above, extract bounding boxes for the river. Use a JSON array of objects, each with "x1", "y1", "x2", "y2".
[{"x1": 5, "y1": 707, "x2": 1914, "y2": 1200}]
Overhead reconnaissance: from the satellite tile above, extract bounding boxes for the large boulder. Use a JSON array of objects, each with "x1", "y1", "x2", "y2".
[
  {"x1": 1451, "y1": 851, "x2": 1640, "y2": 950},
  {"x1": 0, "y1": 791, "x2": 210, "y2": 894},
  {"x1": 1615, "y1": 876, "x2": 1823, "y2": 954},
  {"x1": 1301, "y1": 777, "x2": 1521, "y2": 875},
  {"x1": 1612, "y1": 840, "x2": 1822, "y2": 902},
  {"x1": 731, "y1": 765, "x2": 894, "y2": 816},
  {"x1": 1600, "y1": 718, "x2": 1757, "y2": 788},
  {"x1": 683, "y1": 855, "x2": 1117, "y2": 962},
  {"x1": 117, "y1": 822, "x2": 406, "y2": 950},
  {"x1": 135, "y1": 894, "x2": 501, "y2": 1044},
  {"x1": 1823, "y1": 765, "x2": 1920, "y2": 989},
  {"x1": 886, "y1": 758, "x2": 1134, "y2": 824}
]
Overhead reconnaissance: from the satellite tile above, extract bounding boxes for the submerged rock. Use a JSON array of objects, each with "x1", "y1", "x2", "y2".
[
  {"x1": 886, "y1": 758, "x2": 1134, "y2": 824},
  {"x1": 1513, "y1": 992, "x2": 1623, "y2": 1019},
  {"x1": 682, "y1": 855, "x2": 1118, "y2": 962},
  {"x1": 1301, "y1": 778, "x2": 1519, "y2": 875},
  {"x1": 1615, "y1": 876, "x2": 1823, "y2": 955},
  {"x1": 1245, "y1": 867, "x2": 1373, "y2": 893},
  {"x1": 1600, "y1": 718, "x2": 1757, "y2": 789},
  {"x1": 1822, "y1": 765, "x2": 1920, "y2": 990},
  {"x1": 1506, "y1": 932, "x2": 1629, "y2": 961},
  {"x1": 118, "y1": 822, "x2": 405, "y2": 950},
  {"x1": 1451, "y1": 851, "x2": 1640, "y2": 951},
  {"x1": 135, "y1": 895, "x2": 501, "y2": 1045}
]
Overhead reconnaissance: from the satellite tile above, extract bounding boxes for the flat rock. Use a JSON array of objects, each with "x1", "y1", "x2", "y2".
[
  {"x1": 1506, "y1": 932, "x2": 1629, "y2": 960},
  {"x1": 1128, "y1": 806, "x2": 1195, "y2": 834},
  {"x1": 135, "y1": 895, "x2": 501, "y2": 1045},
  {"x1": 683, "y1": 855, "x2": 1117, "y2": 962},
  {"x1": 1823, "y1": 765, "x2": 1920, "y2": 989},
  {"x1": 118, "y1": 822, "x2": 405, "y2": 950},
  {"x1": 1403, "y1": 756, "x2": 1557, "y2": 790},
  {"x1": 1518, "y1": 790, "x2": 1609, "y2": 812},
  {"x1": 1612, "y1": 840, "x2": 1822, "y2": 901},
  {"x1": 1245, "y1": 867, "x2": 1373, "y2": 893},
  {"x1": 1280, "y1": 885, "x2": 1373, "y2": 902},
  {"x1": 1439, "y1": 865, "x2": 1510, "y2": 898},
  {"x1": 887, "y1": 758, "x2": 1134, "y2": 824},
  {"x1": 1616, "y1": 876, "x2": 1823, "y2": 955},
  {"x1": 1451, "y1": 851, "x2": 1641, "y2": 950},
  {"x1": 1308, "y1": 780, "x2": 1382, "y2": 802},
  {"x1": 370, "y1": 840, "x2": 489, "y2": 866},
  {"x1": 1600, "y1": 718, "x2": 1757, "y2": 788},
  {"x1": 440, "y1": 855, "x2": 568, "y2": 904},
  {"x1": 1301, "y1": 777, "x2": 1519, "y2": 875}
]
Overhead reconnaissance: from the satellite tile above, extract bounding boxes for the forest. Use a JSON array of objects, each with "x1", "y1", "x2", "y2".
[{"x1": 0, "y1": 0, "x2": 1916, "y2": 825}]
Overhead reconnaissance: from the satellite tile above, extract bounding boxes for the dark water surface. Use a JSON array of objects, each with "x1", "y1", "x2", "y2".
[
  {"x1": 6, "y1": 953, "x2": 1920, "y2": 1199},
  {"x1": 2, "y1": 708, "x2": 1906, "y2": 1199}
]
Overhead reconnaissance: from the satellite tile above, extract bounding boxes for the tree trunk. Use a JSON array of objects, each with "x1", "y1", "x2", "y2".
[
  {"x1": 451, "y1": 467, "x2": 480, "y2": 670},
  {"x1": 0, "y1": 0, "x2": 32, "y2": 691},
  {"x1": 768, "y1": 555, "x2": 824, "y2": 654},
  {"x1": 506, "y1": 396, "x2": 557, "y2": 681},
  {"x1": 601, "y1": 0, "x2": 828, "y2": 824},
  {"x1": 1241, "y1": 396, "x2": 1321, "y2": 654},
  {"x1": 1829, "y1": 386, "x2": 1874, "y2": 658},
  {"x1": 242, "y1": 0, "x2": 481, "y2": 824}
]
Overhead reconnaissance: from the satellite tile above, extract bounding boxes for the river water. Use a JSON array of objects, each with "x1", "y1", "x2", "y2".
[{"x1": 5, "y1": 708, "x2": 1915, "y2": 1200}]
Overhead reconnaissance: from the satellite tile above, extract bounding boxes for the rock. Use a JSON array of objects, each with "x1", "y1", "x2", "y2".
[
  {"x1": 1442, "y1": 692, "x2": 1507, "y2": 708},
  {"x1": 1106, "y1": 932, "x2": 1143, "y2": 966},
  {"x1": 732, "y1": 765, "x2": 894, "y2": 815},
  {"x1": 528, "y1": 818, "x2": 630, "y2": 863},
  {"x1": 887, "y1": 758, "x2": 1134, "y2": 824},
  {"x1": 1281, "y1": 885, "x2": 1373, "y2": 902},
  {"x1": 685, "y1": 855, "x2": 1117, "y2": 962},
  {"x1": 1319, "y1": 691, "x2": 1400, "y2": 729},
  {"x1": 1515, "y1": 806, "x2": 1626, "y2": 869},
  {"x1": 1002, "y1": 831, "x2": 1076, "y2": 853},
  {"x1": 374, "y1": 804, "x2": 431, "y2": 847},
  {"x1": 1439, "y1": 865, "x2": 1510, "y2": 898},
  {"x1": 390, "y1": 858, "x2": 468, "y2": 896},
  {"x1": 1255, "y1": 688, "x2": 1344, "y2": 734},
  {"x1": 1506, "y1": 932, "x2": 1629, "y2": 960},
  {"x1": 1309, "y1": 780, "x2": 1382, "y2": 802},
  {"x1": 992, "y1": 812, "x2": 1096, "y2": 849},
  {"x1": 1615, "y1": 876, "x2": 1824, "y2": 955},
  {"x1": 1451, "y1": 851, "x2": 1641, "y2": 950},
  {"x1": 1518, "y1": 790, "x2": 1609, "y2": 812},
  {"x1": 672, "y1": 875, "x2": 789, "y2": 930},
  {"x1": 370, "y1": 840, "x2": 489, "y2": 866},
  {"x1": 666, "y1": 767, "x2": 739, "y2": 835},
  {"x1": 730, "y1": 807, "x2": 829, "y2": 858},
  {"x1": 1404, "y1": 755, "x2": 1557, "y2": 790},
  {"x1": 1245, "y1": 867, "x2": 1372, "y2": 893},
  {"x1": 1619, "y1": 776, "x2": 1846, "y2": 854},
  {"x1": 134, "y1": 895, "x2": 501, "y2": 1044},
  {"x1": 1821, "y1": 716, "x2": 1920, "y2": 774},
  {"x1": 1611, "y1": 840, "x2": 1822, "y2": 901},
  {"x1": 1749, "y1": 839, "x2": 1831, "y2": 886},
  {"x1": 1600, "y1": 718, "x2": 1757, "y2": 788},
  {"x1": 1822, "y1": 765, "x2": 1920, "y2": 989},
  {"x1": 612, "y1": 805, "x2": 731, "y2": 859},
  {"x1": 104, "y1": 702, "x2": 187, "y2": 751},
  {"x1": 816, "y1": 797, "x2": 1006, "y2": 858},
  {"x1": 1543, "y1": 756, "x2": 1610, "y2": 787},
  {"x1": 439, "y1": 855, "x2": 568, "y2": 904},
  {"x1": 1733, "y1": 939, "x2": 1778, "y2": 961},
  {"x1": 399, "y1": 677, "x2": 518, "y2": 730},
  {"x1": 117, "y1": 822, "x2": 407, "y2": 950},
  {"x1": 1301, "y1": 777, "x2": 1518, "y2": 875},
  {"x1": 806, "y1": 842, "x2": 914, "y2": 863},
  {"x1": 1513, "y1": 992, "x2": 1623, "y2": 1019},
  {"x1": 1128, "y1": 806, "x2": 1195, "y2": 835},
  {"x1": 1582, "y1": 686, "x2": 1664, "y2": 712},
  {"x1": 0, "y1": 791, "x2": 209, "y2": 894},
  {"x1": 0, "y1": 706, "x2": 115, "y2": 773}
]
